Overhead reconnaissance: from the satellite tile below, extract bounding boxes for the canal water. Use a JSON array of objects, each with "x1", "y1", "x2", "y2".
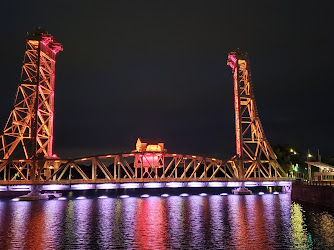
[{"x1": 0, "y1": 193, "x2": 333, "y2": 249}]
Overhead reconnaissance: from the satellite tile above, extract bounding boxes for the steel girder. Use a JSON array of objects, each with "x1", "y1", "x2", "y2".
[
  {"x1": 0, "y1": 29, "x2": 62, "y2": 160},
  {"x1": 0, "y1": 153, "x2": 239, "y2": 185},
  {"x1": 227, "y1": 51, "x2": 286, "y2": 178}
]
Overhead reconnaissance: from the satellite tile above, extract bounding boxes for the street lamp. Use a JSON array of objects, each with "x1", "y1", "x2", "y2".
[{"x1": 307, "y1": 150, "x2": 312, "y2": 182}]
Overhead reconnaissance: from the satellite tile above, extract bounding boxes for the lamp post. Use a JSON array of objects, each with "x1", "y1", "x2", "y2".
[{"x1": 307, "y1": 150, "x2": 312, "y2": 182}]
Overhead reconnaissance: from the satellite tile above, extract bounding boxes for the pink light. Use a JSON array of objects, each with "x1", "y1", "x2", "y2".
[
  {"x1": 141, "y1": 154, "x2": 163, "y2": 168},
  {"x1": 42, "y1": 184, "x2": 67, "y2": 191}
]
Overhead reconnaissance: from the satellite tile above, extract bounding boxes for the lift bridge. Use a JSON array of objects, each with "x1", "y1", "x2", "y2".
[{"x1": 0, "y1": 29, "x2": 291, "y2": 193}]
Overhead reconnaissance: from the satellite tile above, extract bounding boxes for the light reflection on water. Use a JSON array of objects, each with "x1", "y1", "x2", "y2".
[{"x1": 0, "y1": 194, "x2": 334, "y2": 249}]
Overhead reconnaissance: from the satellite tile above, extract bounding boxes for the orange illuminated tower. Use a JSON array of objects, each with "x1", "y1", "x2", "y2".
[
  {"x1": 0, "y1": 28, "x2": 63, "y2": 160},
  {"x1": 227, "y1": 50, "x2": 286, "y2": 178}
]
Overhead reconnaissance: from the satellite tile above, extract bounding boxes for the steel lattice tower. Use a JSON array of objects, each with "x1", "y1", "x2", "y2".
[
  {"x1": 0, "y1": 28, "x2": 62, "y2": 160},
  {"x1": 227, "y1": 51, "x2": 286, "y2": 178}
]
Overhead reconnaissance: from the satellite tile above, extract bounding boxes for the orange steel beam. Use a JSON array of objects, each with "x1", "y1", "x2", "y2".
[
  {"x1": 227, "y1": 50, "x2": 286, "y2": 178},
  {"x1": 0, "y1": 28, "x2": 62, "y2": 161}
]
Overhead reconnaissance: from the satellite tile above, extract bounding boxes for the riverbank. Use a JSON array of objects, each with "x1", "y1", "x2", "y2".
[{"x1": 291, "y1": 181, "x2": 334, "y2": 209}]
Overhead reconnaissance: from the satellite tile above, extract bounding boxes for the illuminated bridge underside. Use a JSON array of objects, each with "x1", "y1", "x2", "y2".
[{"x1": 0, "y1": 153, "x2": 291, "y2": 187}]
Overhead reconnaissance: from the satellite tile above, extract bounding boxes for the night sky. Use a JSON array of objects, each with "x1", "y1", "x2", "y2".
[{"x1": 0, "y1": 1, "x2": 333, "y2": 159}]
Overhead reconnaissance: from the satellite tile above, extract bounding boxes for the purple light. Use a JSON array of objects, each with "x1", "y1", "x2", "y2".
[
  {"x1": 11, "y1": 198, "x2": 19, "y2": 201},
  {"x1": 161, "y1": 194, "x2": 169, "y2": 197},
  {"x1": 259, "y1": 192, "x2": 264, "y2": 195},
  {"x1": 9, "y1": 185, "x2": 31, "y2": 191},
  {"x1": 245, "y1": 182, "x2": 258, "y2": 187},
  {"x1": 71, "y1": 184, "x2": 95, "y2": 190},
  {"x1": 143, "y1": 183, "x2": 162, "y2": 188},
  {"x1": 278, "y1": 181, "x2": 291, "y2": 186},
  {"x1": 180, "y1": 193, "x2": 189, "y2": 197},
  {"x1": 98, "y1": 196, "x2": 108, "y2": 199},
  {"x1": 140, "y1": 194, "x2": 150, "y2": 198},
  {"x1": 58, "y1": 197, "x2": 67, "y2": 200},
  {"x1": 273, "y1": 191, "x2": 279, "y2": 195},
  {"x1": 166, "y1": 182, "x2": 183, "y2": 188},
  {"x1": 120, "y1": 183, "x2": 140, "y2": 189},
  {"x1": 262, "y1": 181, "x2": 275, "y2": 186},
  {"x1": 76, "y1": 196, "x2": 86, "y2": 200},
  {"x1": 208, "y1": 182, "x2": 225, "y2": 187},
  {"x1": 42, "y1": 184, "x2": 67, "y2": 191},
  {"x1": 187, "y1": 182, "x2": 205, "y2": 188},
  {"x1": 0, "y1": 186, "x2": 7, "y2": 191},
  {"x1": 199, "y1": 193, "x2": 207, "y2": 196},
  {"x1": 227, "y1": 182, "x2": 240, "y2": 187},
  {"x1": 220, "y1": 193, "x2": 228, "y2": 196},
  {"x1": 97, "y1": 183, "x2": 118, "y2": 189},
  {"x1": 120, "y1": 195, "x2": 129, "y2": 198}
]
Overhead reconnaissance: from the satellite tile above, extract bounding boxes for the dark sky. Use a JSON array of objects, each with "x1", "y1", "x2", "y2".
[{"x1": 0, "y1": 1, "x2": 333, "y2": 158}]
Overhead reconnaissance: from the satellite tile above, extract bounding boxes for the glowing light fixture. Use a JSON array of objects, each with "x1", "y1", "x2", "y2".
[
  {"x1": 199, "y1": 193, "x2": 207, "y2": 196},
  {"x1": 208, "y1": 182, "x2": 224, "y2": 187},
  {"x1": 262, "y1": 181, "x2": 274, "y2": 186},
  {"x1": 220, "y1": 193, "x2": 228, "y2": 196},
  {"x1": 273, "y1": 191, "x2": 279, "y2": 195},
  {"x1": 188, "y1": 182, "x2": 205, "y2": 188},
  {"x1": 161, "y1": 194, "x2": 169, "y2": 197},
  {"x1": 98, "y1": 196, "x2": 108, "y2": 199},
  {"x1": 58, "y1": 197, "x2": 67, "y2": 200},
  {"x1": 120, "y1": 195, "x2": 129, "y2": 198},
  {"x1": 76, "y1": 196, "x2": 86, "y2": 200},
  {"x1": 180, "y1": 193, "x2": 189, "y2": 197},
  {"x1": 227, "y1": 182, "x2": 240, "y2": 187},
  {"x1": 120, "y1": 183, "x2": 140, "y2": 189},
  {"x1": 144, "y1": 182, "x2": 162, "y2": 188},
  {"x1": 140, "y1": 194, "x2": 150, "y2": 198},
  {"x1": 11, "y1": 198, "x2": 19, "y2": 201},
  {"x1": 166, "y1": 182, "x2": 183, "y2": 188},
  {"x1": 97, "y1": 183, "x2": 118, "y2": 189},
  {"x1": 259, "y1": 192, "x2": 264, "y2": 195}
]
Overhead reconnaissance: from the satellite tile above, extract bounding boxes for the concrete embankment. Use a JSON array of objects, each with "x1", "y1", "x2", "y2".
[{"x1": 291, "y1": 182, "x2": 334, "y2": 209}]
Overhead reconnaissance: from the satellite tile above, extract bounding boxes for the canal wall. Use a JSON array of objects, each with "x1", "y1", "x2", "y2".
[{"x1": 291, "y1": 182, "x2": 334, "y2": 209}]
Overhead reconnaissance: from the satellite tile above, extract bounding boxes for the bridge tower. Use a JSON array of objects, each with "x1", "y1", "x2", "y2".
[
  {"x1": 0, "y1": 28, "x2": 62, "y2": 162},
  {"x1": 227, "y1": 50, "x2": 286, "y2": 179}
]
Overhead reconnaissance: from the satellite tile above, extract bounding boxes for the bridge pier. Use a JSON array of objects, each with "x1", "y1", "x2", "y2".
[
  {"x1": 18, "y1": 185, "x2": 62, "y2": 201},
  {"x1": 232, "y1": 182, "x2": 252, "y2": 195}
]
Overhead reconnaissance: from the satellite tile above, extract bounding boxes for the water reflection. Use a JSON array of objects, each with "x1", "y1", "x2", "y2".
[
  {"x1": 290, "y1": 202, "x2": 312, "y2": 249},
  {"x1": 0, "y1": 194, "x2": 334, "y2": 248},
  {"x1": 135, "y1": 197, "x2": 169, "y2": 249}
]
